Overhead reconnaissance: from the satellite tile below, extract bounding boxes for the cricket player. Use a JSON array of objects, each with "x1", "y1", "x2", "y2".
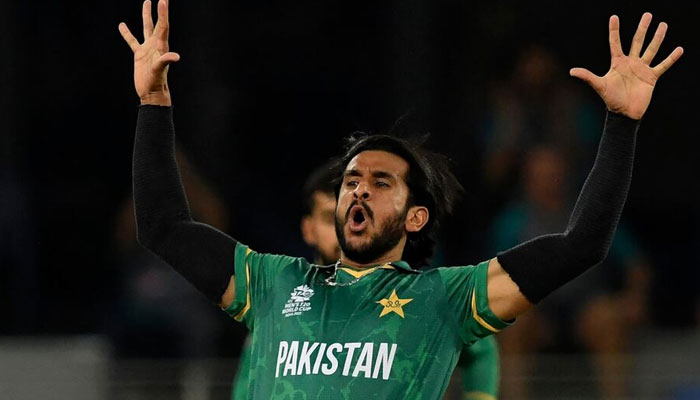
[
  {"x1": 119, "y1": 2, "x2": 683, "y2": 398},
  {"x1": 231, "y1": 163, "x2": 501, "y2": 399}
]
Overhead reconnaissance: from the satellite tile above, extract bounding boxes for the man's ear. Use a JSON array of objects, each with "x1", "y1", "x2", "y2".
[
  {"x1": 301, "y1": 216, "x2": 316, "y2": 246},
  {"x1": 405, "y1": 206, "x2": 429, "y2": 233}
]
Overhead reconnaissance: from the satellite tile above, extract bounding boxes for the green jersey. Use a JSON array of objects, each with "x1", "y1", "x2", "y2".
[
  {"x1": 232, "y1": 336, "x2": 253, "y2": 400},
  {"x1": 460, "y1": 336, "x2": 500, "y2": 400},
  {"x1": 225, "y1": 242, "x2": 510, "y2": 399},
  {"x1": 233, "y1": 336, "x2": 500, "y2": 400},
  {"x1": 233, "y1": 333, "x2": 501, "y2": 400}
]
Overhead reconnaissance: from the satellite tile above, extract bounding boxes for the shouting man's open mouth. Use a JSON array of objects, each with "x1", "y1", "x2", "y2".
[{"x1": 348, "y1": 204, "x2": 370, "y2": 233}]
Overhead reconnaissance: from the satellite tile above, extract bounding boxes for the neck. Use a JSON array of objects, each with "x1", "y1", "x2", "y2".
[
  {"x1": 339, "y1": 238, "x2": 406, "y2": 269},
  {"x1": 314, "y1": 255, "x2": 335, "y2": 265}
]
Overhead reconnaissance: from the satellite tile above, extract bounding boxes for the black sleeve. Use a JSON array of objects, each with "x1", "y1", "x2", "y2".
[
  {"x1": 133, "y1": 105, "x2": 237, "y2": 304},
  {"x1": 496, "y1": 111, "x2": 640, "y2": 304}
]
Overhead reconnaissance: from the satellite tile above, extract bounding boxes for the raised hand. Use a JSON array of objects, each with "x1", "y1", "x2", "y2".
[
  {"x1": 119, "y1": 0, "x2": 180, "y2": 106},
  {"x1": 570, "y1": 13, "x2": 683, "y2": 120}
]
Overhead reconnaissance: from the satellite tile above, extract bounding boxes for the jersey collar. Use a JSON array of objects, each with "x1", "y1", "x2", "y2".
[
  {"x1": 334, "y1": 260, "x2": 419, "y2": 282},
  {"x1": 337, "y1": 260, "x2": 415, "y2": 271},
  {"x1": 389, "y1": 260, "x2": 420, "y2": 273}
]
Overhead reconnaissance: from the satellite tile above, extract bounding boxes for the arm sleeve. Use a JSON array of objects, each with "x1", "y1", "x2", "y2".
[
  {"x1": 439, "y1": 263, "x2": 513, "y2": 345},
  {"x1": 496, "y1": 111, "x2": 640, "y2": 304},
  {"x1": 133, "y1": 105, "x2": 237, "y2": 304},
  {"x1": 459, "y1": 336, "x2": 500, "y2": 400}
]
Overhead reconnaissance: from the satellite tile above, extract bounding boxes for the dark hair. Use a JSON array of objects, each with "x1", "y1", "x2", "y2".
[
  {"x1": 301, "y1": 160, "x2": 341, "y2": 216},
  {"x1": 333, "y1": 134, "x2": 463, "y2": 268}
]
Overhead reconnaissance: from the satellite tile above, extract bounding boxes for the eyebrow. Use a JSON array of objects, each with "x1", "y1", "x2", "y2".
[{"x1": 344, "y1": 169, "x2": 397, "y2": 181}]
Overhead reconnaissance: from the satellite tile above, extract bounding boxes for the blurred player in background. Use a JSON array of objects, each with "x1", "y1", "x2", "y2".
[
  {"x1": 492, "y1": 146, "x2": 650, "y2": 399},
  {"x1": 478, "y1": 44, "x2": 601, "y2": 208},
  {"x1": 111, "y1": 149, "x2": 229, "y2": 359},
  {"x1": 231, "y1": 162, "x2": 340, "y2": 400}
]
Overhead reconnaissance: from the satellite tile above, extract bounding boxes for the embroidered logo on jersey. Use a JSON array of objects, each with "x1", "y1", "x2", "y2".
[
  {"x1": 376, "y1": 289, "x2": 413, "y2": 318},
  {"x1": 282, "y1": 285, "x2": 314, "y2": 317}
]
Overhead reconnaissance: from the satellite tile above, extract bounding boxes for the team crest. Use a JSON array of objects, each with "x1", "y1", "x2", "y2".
[
  {"x1": 376, "y1": 289, "x2": 413, "y2": 318},
  {"x1": 282, "y1": 285, "x2": 314, "y2": 317}
]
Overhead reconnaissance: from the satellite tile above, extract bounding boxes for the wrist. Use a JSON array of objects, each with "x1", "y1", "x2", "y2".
[
  {"x1": 606, "y1": 107, "x2": 643, "y2": 121},
  {"x1": 140, "y1": 91, "x2": 172, "y2": 107},
  {"x1": 605, "y1": 110, "x2": 643, "y2": 130}
]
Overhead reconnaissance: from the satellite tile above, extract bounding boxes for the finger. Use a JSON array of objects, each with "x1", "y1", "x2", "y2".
[
  {"x1": 118, "y1": 23, "x2": 140, "y2": 51},
  {"x1": 570, "y1": 67, "x2": 605, "y2": 94},
  {"x1": 653, "y1": 46, "x2": 684, "y2": 76},
  {"x1": 154, "y1": 0, "x2": 169, "y2": 40},
  {"x1": 142, "y1": 0, "x2": 154, "y2": 39},
  {"x1": 641, "y1": 22, "x2": 667, "y2": 64},
  {"x1": 629, "y1": 12, "x2": 652, "y2": 57},
  {"x1": 609, "y1": 15, "x2": 623, "y2": 57},
  {"x1": 152, "y1": 52, "x2": 180, "y2": 73}
]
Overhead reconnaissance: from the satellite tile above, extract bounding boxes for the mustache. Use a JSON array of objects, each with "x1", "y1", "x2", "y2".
[{"x1": 345, "y1": 200, "x2": 374, "y2": 221}]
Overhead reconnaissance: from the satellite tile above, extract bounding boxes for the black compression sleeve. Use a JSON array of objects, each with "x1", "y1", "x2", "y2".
[
  {"x1": 496, "y1": 111, "x2": 640, "y2": 304},
  {"x1": 133, "y1": 105, "x2": 237, "y2": 304}
]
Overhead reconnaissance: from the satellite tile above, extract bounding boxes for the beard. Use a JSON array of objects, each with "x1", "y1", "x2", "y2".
[{"x1": 335, "y1": 203, "x2": 407, "y2": 265}]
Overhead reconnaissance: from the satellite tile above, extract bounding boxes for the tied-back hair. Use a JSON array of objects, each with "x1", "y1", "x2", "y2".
[{"x1": 332, "y1": 133, "x2": 463, "y2": 268}]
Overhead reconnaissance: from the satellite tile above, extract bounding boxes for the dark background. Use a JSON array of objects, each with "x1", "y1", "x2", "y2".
[{"x1": 1, "y1": 0, "x2": 697, "y2": 350}]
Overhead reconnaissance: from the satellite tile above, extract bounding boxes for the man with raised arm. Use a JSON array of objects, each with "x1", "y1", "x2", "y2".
[
  {"x1": 229, "y1": 163, "x2": 502, "y2": 399},
  {"x1": 119, "y1": 2, "x2": 682, "y2": 398}
]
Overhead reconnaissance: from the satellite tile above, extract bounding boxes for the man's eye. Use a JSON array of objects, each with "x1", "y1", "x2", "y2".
[
  {"x1": 376, "y1": 181, "x2": 389, "y2": 188},
  {"x1": 346, "y1": 180, "x2": 359, "y2": 187}
]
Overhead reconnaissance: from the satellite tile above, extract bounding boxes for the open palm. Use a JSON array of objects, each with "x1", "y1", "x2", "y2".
[
  {"x1": 570, "y1": 13, "x2": 683, "y2": 120},
  {"x1": 119, "y1": 0, "x2": 180, "y2": 106}
]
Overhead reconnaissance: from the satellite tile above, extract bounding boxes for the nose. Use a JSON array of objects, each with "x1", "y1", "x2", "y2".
[{"x1": 352, "y1": 183, "x2": 371, "y2": 201}]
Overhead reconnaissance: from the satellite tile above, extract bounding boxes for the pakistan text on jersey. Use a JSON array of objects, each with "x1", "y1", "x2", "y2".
[{"x1": 275, "y1": 341, "x2": 398, "y2": 381}]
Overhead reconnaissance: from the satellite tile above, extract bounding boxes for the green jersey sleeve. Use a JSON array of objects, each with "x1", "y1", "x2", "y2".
[
  {"x1": 438, "y1": 261, "x2": 512, "y2": 345},
  {"x1": 223, "y1": 242, "x2": 307, "y2": 328}
]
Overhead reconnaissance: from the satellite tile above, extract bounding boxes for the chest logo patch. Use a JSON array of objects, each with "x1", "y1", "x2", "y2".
[
  {"x1": 282, "y1": 285, "x2": 314, "y2": 318},
  {"x1": 376, "y1": 289, "x2": 413, "y2": 318}
]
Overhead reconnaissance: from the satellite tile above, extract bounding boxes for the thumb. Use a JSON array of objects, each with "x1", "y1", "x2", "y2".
[
  {"x1": 570, "y1": 67, "x2": 604, "y2": 94},
  {"x1": 152, "y1": 52, "x2": 181, "y2": 73}
]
